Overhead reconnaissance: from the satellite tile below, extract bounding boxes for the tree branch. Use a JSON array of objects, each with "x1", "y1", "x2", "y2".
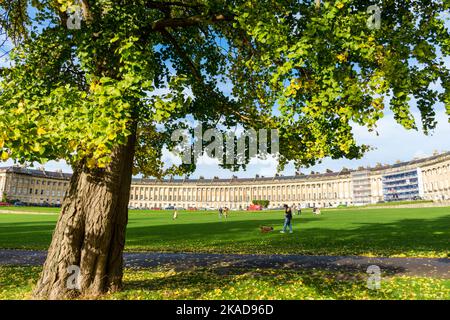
[
  {"x1": 315, "y1": 0, "x2": 321, "y2": 10},
  {"x1": 80, "y1": 0, "x2": 93, "y2": 23},
  {"x1": 151, "y1": 13, "x2": 235, "y2": 31},
  {"x1": 145, "y1": 1, "x2": 205, "y2": 10},
  {"x1": 160, "y1": 28, "x2": 252, "y2": 124},
  {"x1": 160, "y1": 28, "x2": 202, "y2": 81}
]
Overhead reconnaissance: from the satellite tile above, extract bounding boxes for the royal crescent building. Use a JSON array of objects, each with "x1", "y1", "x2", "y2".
[{"x1": 1, "y1": 152, "x2": 450, "y2": 209}]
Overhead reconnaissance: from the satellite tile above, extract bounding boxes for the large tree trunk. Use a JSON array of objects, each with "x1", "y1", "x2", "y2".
[{"x1": 33, "y1": 128, "x2": 137, "y2": 300}]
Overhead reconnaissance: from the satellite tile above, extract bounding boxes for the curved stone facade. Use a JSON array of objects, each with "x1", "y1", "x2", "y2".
[
  {"x1": 128, "y1": 152, "x2": 450, "y2": 209},
  {"x1": 1, "y1": 152, "x2": 450, "y2": 208}
]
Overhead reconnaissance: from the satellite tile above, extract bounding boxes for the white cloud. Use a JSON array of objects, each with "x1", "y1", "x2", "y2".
[
  {"x1": 196, "y1": 154, "x2": 221, "y2": 166},
  {"x1": 161, "y1": 147, "x2": 182, "y2": 168}
]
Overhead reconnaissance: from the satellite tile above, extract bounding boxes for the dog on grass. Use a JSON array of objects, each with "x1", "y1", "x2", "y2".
[{"x1": 260, "y1": 226, "x2": 274, "y2": 233}]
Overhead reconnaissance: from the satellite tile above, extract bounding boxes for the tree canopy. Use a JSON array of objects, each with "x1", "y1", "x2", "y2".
[{"x1": 1, "y1": 0, "x2": 449, "y2": 177}]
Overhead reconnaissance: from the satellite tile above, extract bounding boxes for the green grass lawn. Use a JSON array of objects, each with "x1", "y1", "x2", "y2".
[
  {"x1": 0, "y1": 206, "x2": 61, "y2": 213},
  {"x1": 1, "y1": 266, "x2": 448, "y2": 300},
  {"x1": 329, "y1": 200, "x2": 434, "y2": 209},
  {"x1": 1, "y1": 207, "x2": 449, "y2": 300},
  {"x1": 0, "y1": 206, "x2": 449, "y2": 257},
  {"x1": 363, "y1": 200, "x2": 434, "y2": 207}
]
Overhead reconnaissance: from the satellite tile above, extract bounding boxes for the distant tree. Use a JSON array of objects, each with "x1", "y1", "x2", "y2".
[
  {"x1": 252, "y1": 200, "x2": 270, "y2": 208},
  {"x1": 1, "y1": 192, "x2": 8, "y2": 203},
  {"x1": 0, "y1": 0, "x2": 449, "y2": 299}
]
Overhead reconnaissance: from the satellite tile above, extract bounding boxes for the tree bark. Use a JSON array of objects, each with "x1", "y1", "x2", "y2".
[{"x1": 33, "y1": 127, "x2": 137, "y2": 299}]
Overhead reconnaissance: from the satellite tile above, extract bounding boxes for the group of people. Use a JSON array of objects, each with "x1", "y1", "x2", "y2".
[
  {"x1": 218, "y1": 207, "x2": 229, "y2": 219},
  {"x1": 291, "y1": 204, "x2": 302, "y2": 216},
  {"x1": 173, "y1": 207, "x2": 230, "y2": 220},
  {"x1": 172, "y1": 205, "x2": 319, "y2": 234}
]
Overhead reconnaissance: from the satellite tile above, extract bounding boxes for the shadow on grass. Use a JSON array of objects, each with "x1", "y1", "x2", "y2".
[
  {"x1": 0, "y1": 265, "x2": 384, "y2": 300},
  {"x1": 0, "y1": 222, "x2": 56, "y2": 249},
  {"x1": 123, "y1": 215, "x2": 450, "y2": 257},
  {"x1": 118, "y1": 266, "x2": 397, "y2": 300},
  {"x1": 0, "y1": 214, "x2": 449, "y2": 257}
]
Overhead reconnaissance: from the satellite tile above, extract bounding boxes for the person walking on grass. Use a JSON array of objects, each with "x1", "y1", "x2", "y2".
[
  {"x1": 280, "y1": 204, "x2": 293, "y2": 234},
  {"x1": 223, "y1": 207, "x2": 229, "y2": 219},
  {"x1": 218, "y1": 207, "x2": 223, "y2": 219},
  {"x1": 313, "y1": 206, "x2": 321, "y2": 215},
  {"x1": 173, "y1": 209, "x2": 178, "y2": 220},
  {"x1": 297, "y1": 204, "x2": 302, "y2": 216}
]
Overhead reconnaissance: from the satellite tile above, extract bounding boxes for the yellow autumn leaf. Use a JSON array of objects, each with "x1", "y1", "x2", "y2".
[
  {"x1": 337, "y1": 53, "x2": 347, "y2": 62},
  {"x1": 86, "y1": 158, "x2": 97, "y2": 168},
  {"x1": 68, "y1": 140, "x2": 77, "y2": 150},
  {"x1": 37, "y1": 128, "x2": 47, "y2": 135},
  {"x1": 97, "y1": 143, "x2": 107, "y2": 151},
  {"x1": 1, "y1": 151, "x2": 9, "y2": 161},
  {"x1": 31, "y1": 143, "x2": 41, "y2": 152},
  {"x1": 13, "y1": 107, "x2": 25, "y2": 115},
  {"x1": 336, "y1": 2, "x2": 344, "y2": 9},
  {"x1": 90, "y1": 81, "x2": 100, "y2": 92},
  {"x1": 97, "y1": 162, "x2": 107, "y2": 169},
  {"x1": 107, "y1": 132, "x2": 116, "y2": 140}
]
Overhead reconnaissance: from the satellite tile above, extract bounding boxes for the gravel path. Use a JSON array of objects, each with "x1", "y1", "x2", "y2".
[{"x1": 0, "y1": 249, "x2": 448, "y2": 278}]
